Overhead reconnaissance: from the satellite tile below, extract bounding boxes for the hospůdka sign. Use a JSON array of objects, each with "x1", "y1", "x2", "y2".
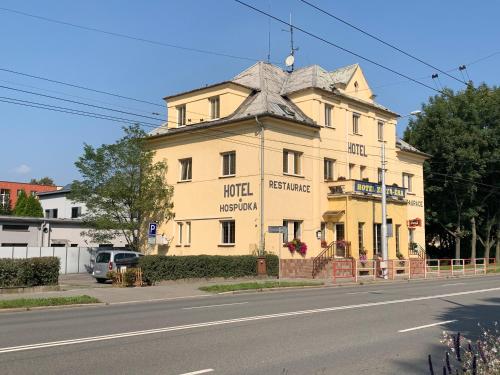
[{"x1": 354, "y1": 180, "x2": 406, "y2": 198}]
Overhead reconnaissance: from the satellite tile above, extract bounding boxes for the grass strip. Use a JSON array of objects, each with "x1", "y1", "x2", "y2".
[
  {"x1": 0, "y1": 295, "x2": 100, "y2": 309},
  {"x1": 199, "y1": 281, "x2": 323, "y2": 293}
]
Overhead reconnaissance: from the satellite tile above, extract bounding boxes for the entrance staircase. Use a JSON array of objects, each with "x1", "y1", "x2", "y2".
[
  {"x1": 312, "y1": 241, "x2": 351, "y2": 278},
  {"x1": 409, "y1": 242, "x2": 426, "y2": 259}
]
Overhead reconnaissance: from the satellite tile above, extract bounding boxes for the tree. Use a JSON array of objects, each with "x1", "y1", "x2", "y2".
[
  {"x1": 13, "y1": 190, "x2": 28, "y2": 216},
  {"x1": 30, "y1": 177, "x2": 55, "y2": 186},
  {"x1": 70, "y1": 125, "x2": 174, "y2": 251},
  {"x1": 404, "y1": 84, "x2": 500, "y2": 259}
]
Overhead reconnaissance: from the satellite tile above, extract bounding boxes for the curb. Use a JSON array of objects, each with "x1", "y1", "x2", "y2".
[
  {"x1": 0, "y1": 302, "x2": 106, "y2": 314},
  {"x1": 216, "y1": 284, "x2": 327, "y2": 295}
]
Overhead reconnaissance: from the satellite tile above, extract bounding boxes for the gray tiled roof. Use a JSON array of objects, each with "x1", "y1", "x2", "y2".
[
  {"x1": 396, "y1": 138, "x2": 430, "y2": 157},
  {"x1": 150, "y1": 61, "x2": 394, "y2": 136}
]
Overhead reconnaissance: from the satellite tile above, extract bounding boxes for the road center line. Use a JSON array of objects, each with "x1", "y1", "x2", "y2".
[
  {"x1": 398, "y1": 320, "x2": 457, "y2": 333},
  {"x1": 178, "y1": 369, "x2": 214, "y2": 375},
  {"x1": 442, "y1": 283, "x2": 466, "y2": 287},
  {"x1": 346, "y1": 290, "x2": 383, "y2": 295},
  {"x1": 183, "y1": 302, "x2": 248, "y2": 310},
  {"x1": 0, "y1": 287, "x2": 498, "y2": 355}
]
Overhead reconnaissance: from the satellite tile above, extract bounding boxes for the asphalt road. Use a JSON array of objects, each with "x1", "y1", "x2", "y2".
[{"x1": 0, "y1": 276, "x2": 499, "y2": 374}]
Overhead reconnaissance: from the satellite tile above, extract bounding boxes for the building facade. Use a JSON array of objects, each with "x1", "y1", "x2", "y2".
[
  {"x1": 37, "y1": 184, "x2": 86, "y2": 219},
  {"x1": 148, "y1": 62, "x2": 428, "y2": 261},
  {"x1": 0, "y1": 181, "x2": 59, "y2": 212}
]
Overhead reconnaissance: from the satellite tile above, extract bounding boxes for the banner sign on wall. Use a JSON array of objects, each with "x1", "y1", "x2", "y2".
[{"x1": 354, "y1": 180, "x2": 406, "y2": 199}]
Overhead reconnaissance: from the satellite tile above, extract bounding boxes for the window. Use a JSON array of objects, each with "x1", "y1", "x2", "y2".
[
  {"x1": 403, "y1": 173, "x2": 413, "y2": 192},
  {"x1": 283, "y1": 220, "x2": 302, "y2": 242},
  {"x1": 177, "y1": 105, "x2": 186, "y2": 126},
  {"x1": 221, "y1": 152, "x2": 236, "y2": 176},
  {"x1": 221, "y1": 220, "x2": 235, "y2": 245},
  {"x1": 358, "y1": 223, "x2": 364, "y2": 252},
  {"x1": 2, "y1": 224, "x2": 29, "y2": 231},
  {"x1": 179, "y1": 158, "x2": 192, "y2": 181},
  {"x1": 209, "y1": 96, "x2": 220, "y2": 119},
  {"x1": 0, "y1": 189, "x2": 10, "y2": 209},
  {"x1": 352, "y1": 113, "x2": 360, "y2": 134},
  {"x1": 17, "y1": 189, "x2": 23, "y2": 196},
  {"x1": 373, "y1": 223, "x2": 382, "y2": 256},
  {"x1": 324, "y1": 104, "x2": 332, "y2": 127},
  {"x1": 186, "y1": 222, "x2": 191, "y2": 245},
  {"x1": 377, "y1": 121, "x2": 384, "y2": 141},
  {"x1": 408, "y1": 228, "x2": 415, "y2": 244},
  {"x1": 177, "y1": 222, "x2": 183, "y2": 245},
  {"x1": 45, "y1": 209, "x2": 58, "y2": 219},
  {"x1": 2, "y1": 243, "x2": 28, "y2": 247},
  {"x1": 378, "y1": 168, "x2": 383, "y2": 183},
  {"x1": 320, "y1": 222, "x2": 326, "y2": 241},
  {"x1": 349, "y1": 163, "x2": 356, "y2": 180},
  {"x1": 283, "y1": 149, "x2": 302, "y2": 175},
  {"x1": 95, "y1": 253, "x2": 111, "y2": 263},
  {"x1": 360, "y1": 165, "x2": 367, "y2": 180},
  {"x1": 324, "y1": 158, "x2": 334, "y2": 180},
  {"x1": 30, "y1": 191, "x2": 37, "y2": 196},
  {"x1": 354, "y1": 81, "x2": 359, "y2": 92},
  {"x1": 71, "y1": 207, "x2": 82, "y2": 218},
  {"x1": 395, "y1": 224, "x2": 401, "y2": 254}
]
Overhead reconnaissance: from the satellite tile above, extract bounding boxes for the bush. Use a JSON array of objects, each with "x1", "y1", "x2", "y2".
[
  {"x1": 0, "y1": 257, "x2": 60, "y2": 287},
  {"x1": 139, "y1": 254, "x2": 279, "y2": 284}
]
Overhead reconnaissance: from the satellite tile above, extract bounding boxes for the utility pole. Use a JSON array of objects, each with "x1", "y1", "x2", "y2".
[{"x1": 380, "y1": 141, "x2": 388, "y2": 279}]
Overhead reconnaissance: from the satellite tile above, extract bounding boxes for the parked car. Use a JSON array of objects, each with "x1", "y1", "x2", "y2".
[{"x1": 92, "y1": 250, "x2": 144, "y2": 283}]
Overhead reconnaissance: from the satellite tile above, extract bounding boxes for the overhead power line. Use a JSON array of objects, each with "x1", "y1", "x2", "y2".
[
  {"x1": 0, "y1": 84, "x2": 162, "y2": 121},
  {"x1": 0, "y1": 7, "x2": 275, "y2": 64},
  {"x1": 298, "y1": 0, "x2": 467, "y2": 85},
  {"x1": 0, "y1": 66, "x2": 163, "y2": 108},
  {"x1": 234, "y1": 0, "x2": 443, "y2": 95}
]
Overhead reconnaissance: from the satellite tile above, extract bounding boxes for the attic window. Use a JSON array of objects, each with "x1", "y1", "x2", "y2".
[
  {"x1": 354, "y1": 81, "x2": 359, "y2": 92},
  {"x1": 277, "y1": 104, "x2": 295, "y2": 117}
]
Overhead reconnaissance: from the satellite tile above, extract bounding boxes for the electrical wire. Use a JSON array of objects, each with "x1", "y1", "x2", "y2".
[
  {"x1": 0, "y1": 7, "x2": 277, "y2": 64},
  {"x1": 298, "y1": 0, "x2": 467, "y2": 85},
  {"x1": 234, "y1": 0, "x2": 444, "y2": 95}
]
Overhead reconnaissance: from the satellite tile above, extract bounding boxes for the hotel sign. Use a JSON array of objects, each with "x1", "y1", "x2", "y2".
[
  {"x1": 354, "y1": 180, "x2": 406, "y2": 199},
  {"x1": 347, "y1": 142, "x2": 368, "y2": 157},
  {"x1": 220, "y1": 182, "x2": 257, "y2": 213}
]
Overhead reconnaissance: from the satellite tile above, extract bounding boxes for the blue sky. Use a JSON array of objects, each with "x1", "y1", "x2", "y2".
[{"x1": 0, "y1": 0, "x2": 498, "y2": 185}]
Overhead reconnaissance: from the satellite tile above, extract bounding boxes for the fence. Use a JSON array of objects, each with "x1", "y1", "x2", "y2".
[
  {"x1": 0, "y1": 246, "x2": 97, "y2": 275},
  {"x1": 332, "y1": 258, "x2": 497, "y2": 283}
]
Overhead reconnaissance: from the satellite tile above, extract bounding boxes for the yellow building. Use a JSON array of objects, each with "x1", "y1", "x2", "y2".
[{"x1": 147, "y1": 62, "x2": 428, "y2": 268}]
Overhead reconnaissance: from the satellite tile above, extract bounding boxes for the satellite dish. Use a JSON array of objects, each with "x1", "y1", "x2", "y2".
[{"x1": 285, "y1": 54, "x2": 295, "y2": 67}]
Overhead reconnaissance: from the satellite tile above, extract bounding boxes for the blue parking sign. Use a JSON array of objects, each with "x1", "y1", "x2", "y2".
[{"x1": 148, "y1": 222, "x2": 157, "y2": 237}]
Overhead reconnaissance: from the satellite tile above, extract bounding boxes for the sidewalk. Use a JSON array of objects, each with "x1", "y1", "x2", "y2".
[{"x1": 0, "y1": 274, "x2": 288, "y2": 304}]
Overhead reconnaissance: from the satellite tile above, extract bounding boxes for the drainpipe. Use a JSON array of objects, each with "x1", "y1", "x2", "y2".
[{"x1": 256, "y1": 115, "x2": 265, "y2": 256}]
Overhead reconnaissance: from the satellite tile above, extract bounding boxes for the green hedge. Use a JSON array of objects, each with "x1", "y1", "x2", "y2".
[
  {"x1": 139, "y1": 254, "x2": 278, "y2": 284},
  {"x1": 0, "y1": 257, "x2": 60, "y2": 288}
]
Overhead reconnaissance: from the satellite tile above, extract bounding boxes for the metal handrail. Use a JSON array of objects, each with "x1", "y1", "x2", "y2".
[{"x1": 312, "y1": 241, "x2": 351, "y2": 277}]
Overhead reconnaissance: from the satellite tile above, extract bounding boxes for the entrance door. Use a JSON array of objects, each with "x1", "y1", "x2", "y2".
[
  {"x1": 335, "y1": 223, "x2": 346, "y2": 257},
  {"x1": 373, "y1": 224, "x2": 382, "y2": 257}
]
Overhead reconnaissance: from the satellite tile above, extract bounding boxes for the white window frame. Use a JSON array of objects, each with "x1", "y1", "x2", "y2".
[
  {"x1": 324, "y1": 104, "x2": 333, "y2": 127},
  {"x1": 220, "y1": 220, "x2": 235, "y2": 245},
  {"x1": 283, "y1": 149, "x2": 302, "y2": 176},
  {"x1": 377, "y1": 121, "x2": 384, "y2": 141},
  {"x1": 221, "y1": 151, "x2": 236, "y2": 177},
  {"x1": 209, "y1": 96, "x2": 220, "y2": 119},
  {"x1": 179, "y1": 158, "x2": 192, "y2": 181},
  {"x1": 185, "y1": 222, "x2": 191, "y2": 245},
  {"x1": 352, "y1": 113, "x2": 360, "y2": 135},
  {"x1": 283, "y1": 220, "x2": 302, "y2": 243},
  {"x1": 177, "y1": 105, "x2": 186, "y2": 127},
  {"x1": 403, "y1": 173, "x2": 413, "y2": 193},
  {"x1": 324, "y1": 158, "x2": 334, "y2": 181},
  {"x1": 348, "y1": 163, "x2": 356, "y2": 180},
  {"x1": 177, "y1": 222, "x2": 183, "y2": 245}
]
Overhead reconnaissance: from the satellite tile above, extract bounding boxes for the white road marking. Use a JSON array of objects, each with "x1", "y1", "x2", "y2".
[
  {"x1": 183, "y1": 302, "x2": 248, "y2": 310},
  {"x1": 178, "y1": 369, "x2": 214, "y2": 375},
  {"x1": 398, "y1": 320, "x2": 457, "y2": 333},
  {"x1": 0, "y1": 287, "x2": 498, "y2": 354},
  {"x1": 442, "y1": 283, "x2": 466, "y2": 287}
]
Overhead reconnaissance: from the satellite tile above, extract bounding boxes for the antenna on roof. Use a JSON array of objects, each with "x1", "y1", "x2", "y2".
[
  {"x1": 267, "y1": 0, "x2": 271, "y2": 63},
  {"x1": 283, "y1": 13, "x2": 299, "y2": 72}
]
